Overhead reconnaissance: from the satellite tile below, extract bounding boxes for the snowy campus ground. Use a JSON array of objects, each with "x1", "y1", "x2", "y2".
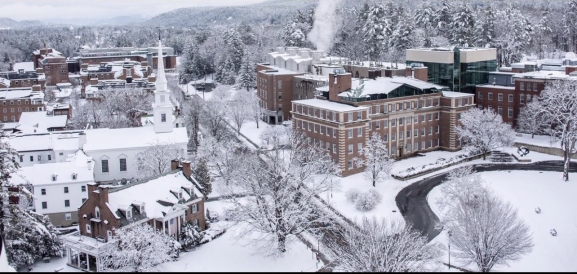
[
  {"x1": 158, "y1": 200, "x2": 322, "y2": 272},
  {"x1": 429, "y1": 171, "x2": 577, "y2": 272},
  {"x1": 516, "y1": 133, "x2": 561, "y2": 148}
]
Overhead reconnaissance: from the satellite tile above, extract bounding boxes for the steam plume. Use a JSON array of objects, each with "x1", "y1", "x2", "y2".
[{"x1": 308, "y1": 0, "x2": 343, "y2": 53}]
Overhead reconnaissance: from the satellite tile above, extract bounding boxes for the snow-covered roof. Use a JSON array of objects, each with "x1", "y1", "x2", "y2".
[
  {"x1": 0, "y1": 88, "x2": 35, "y2": 100},
  {"x1": 5, "y1": 132, "x2": 81, "y2": 152},
  {"x1": 442, "y1": 91, "x2": 472, "y2": 98},
  {"x1": 13, "y1": 150, "x2": 94, "y2": 186},
  {"x1": 513, "y1": 70, "x2": 576, "y2": 80},
  {"x1": 18, "y1": 112, "x2": 68, "y2": 133},
  {"x1": 259, "y1": 65, "x2": 304, "y2": 75},
  {"x1": 293, "y1": 98, "x2": 368, "y2": 112},
  {"x1": 108, "y1": 171, "x2": 202, "y2": 219},
  {"x1": 12, "y1": 62, "x2": 34, "y2": 72},
  {"x1": 82, "y1": 126, "x2": 187, "y2": 151},
  {"x1": 0, "y1": 78, "x2": 10, "y2": 87},
  {"x1": 337, "y1": 76, "x2": 446, "y2": 98},
  {"x1": 294, "y1": 74, "x2": 329, "y2": 81}
]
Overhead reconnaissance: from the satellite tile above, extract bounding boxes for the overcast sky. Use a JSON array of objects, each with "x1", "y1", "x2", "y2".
[{"x1": 0, "y1": 0, "x2": 269, "y2": 21}]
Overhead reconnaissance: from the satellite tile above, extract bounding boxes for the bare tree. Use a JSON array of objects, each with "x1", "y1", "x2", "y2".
[
  {"x1": 354, "y1": 132, "x2": 395, "y2": 187},
  {"x1": 196, "y1": 135, "x2": 247, "y2": 186},
  {"x1": 447, "y1": 190, "x2": 533, "y2": 272},
  {"x1": 330, "y1": 217, "x2": 441, "y2": 272},
  {"x1": 456, "y1": 108, "x2": 516, "y2": 160},
  {"x1": 227, "y1": 91, "x2": 250, "y2": 134},
  {"x1": 222, "y1": 129, "x2": 341, "y2": 255},
  {"x1": 247, "y1": 91, "x2": 263, "y2": 129},
  {"x1": 517, "y1": 100, "x2": 547, "y2": 138},
  {"x1": 531, "y1": 80, "x2": 577, "y2": 181},
  {"x1": 181, "y1": 97, "x2": 202, "y2": 151},
  {"x1": 201, "y1": 98, "x2": 228, "y2": 142},
  {"x1": 135, "y1": 142, "x2": 184, "y2": 178},
  {"x1": 211, "y1": 85, "x2": 232, "y2": 101}
]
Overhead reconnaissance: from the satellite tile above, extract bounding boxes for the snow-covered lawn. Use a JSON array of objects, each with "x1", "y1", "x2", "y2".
[
  {"x1": 515, "y1": 133, "x2": 560, "y2": 148},
  {"x1": 320, "y1": 172, "x2": 406, "y2": 225},
  {"x1": 157, "y1": 200, "x2": 322, "y2": 272},
  {"x1": 29, "y1": 255, "x2": 80, "y2": 273},
  {"x1": 429, "y1": 171, "x2": 577, "y2": 272}
]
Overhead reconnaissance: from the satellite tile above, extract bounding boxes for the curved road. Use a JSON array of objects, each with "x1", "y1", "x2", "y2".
[{"x1": 395, "y1": 161, "x2": 577, "y2": 242}]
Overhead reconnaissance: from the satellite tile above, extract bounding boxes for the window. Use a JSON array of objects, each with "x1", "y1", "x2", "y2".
[
  {"x1": 428, "y1": 126, "x2": 433, "y2": 135},
  {"x1": 161, "y1": 113, "x2": 166, "y2": 122},
  {"x1": 498, "y1": 106, "x2": 503, "y2": 116},
  {"x1": 191, "y1": 203, "x2": 198, "y2": 213},
  {"x1": 375, "y1": 121, "x2": 380, "y2": 129},
  {"x1": 333, "y1": 129, "x2": 337, "y2": 138},
  {"x1": 421, "y1": 128, "x2": 426, "y2": 136},
  {"x1": 277, "y1": 80, "x2": 282, "y2": 89},
  {"x1": 64, "y1": 187, "x2": 69, "y2": 193},
  {"x1": 435, "y1": 112, "x2": 439, "y2": 120},
  {"x1": 348, "y1": 160, "x2": 353, "y2": 169},
  {"x1": 19, "y1": 155, "x2": 22, "y2": 162},
  {"x1": 533, "y1": 82, "x2": 538, "y2": 91},
  {"x1": 320, "y1": 126, "x2": 325, "y2": 135},
  {"x1": 82, "y1": 198, "x2": 87, "y2": 204},
  {"x1": 414, "y1": 116, "x2": 418, "y2": 123},
  {"x1": 308, "y1": 122, "x2": 312, "y2": 131},
  {"x1": 65, "y1": 213, "x2": 71, "y2": 221},
  {"x1": 383, "y1": 134, "x2": 388, "y2": 142},
  {"x1": 38, "y1": 155, "x2": 41, "y2": 161},
  {"x1": 326, "y1": 142, "x2": 330, "y2": 150},
  {"x1": 357, "y1": 143, "x2": 362, "y2": 152},
  {"x1": 508, "y1": 94, "x2": 513, "y2": 102},
  {"x1": 72, "y1": 173, "x2": 77, "y2": 180},
  {"x1": 348, "y1": 112, "x2": 353, "y2": 121},
  {"x1": 42, "y1": 201, "x2": 47, "y2": 209},
  {"x1": 520, "y1": 82, "x2": 524, "y2": 91},
  {"x1": 357, "y1": 128, "x2": 362, "y2": 137},
  {"x1": 498, "y1": 94, "x2": 503, "y2": 101},
  {"x1": 357, "y1": 111, "x2": 362, "y2": 119},
  {"x1": 81, "y1": 185, "x2": 86, "y2": 192},
  {"x1": 384, "y1": 120, "x2": 389, "y2": 128},
  {"x1": 415, "y1": 142, "x2": 419, "y2": 151},
  {"x1": 64, "y1": 200, "x2": 70, "y2": 207},
  {"x1": 120, "y1": 159, "x2": 126, "y2": 171},
  {"x1": 278, "y1": 93, "x2": 282, "y2": 100},
  {"x1": 488, "y1": 93, "x2": 493, "y2": 100},
  {"x1": 348, "y1": 129, "x2": 353, "y2": 138},
  {"x1": 101, "y1": 159, "x2": 109, "y2": 173},
  {"x1": 428, "y1": 114, "x2": 432, "y2": 121},
  {"x1": 399, "y1": 117, "x2": 404, "y2": 125},
  {"x1": 391, "y1": 146, "x2": 396, "y2": 155},
  {"x1": 86, "y1": 224, "x2": 91, "y2": 234},
  {"x1": 391, "y1": 118, "x2": 396, "y2": 127},
  {"x1": 436, "y1": 139, "x2": 439, "y2": 146},
  {"x1": 126, "y1": 209, "x2": 132, "y2": 219},
  {"x1": 414, "y1": 130, "x2": 418, "y2": 137},
  {"x1": 436, "y1": 125, "x2": 440, "y2": 133},
  {"x1": 348, "y1": 144, "x2": 353, "y2": 154},
  {"x1": 107, "y1": 230, "x2": 113, "y2": 239},
  {"x1": 520, "y1": 94, "x2": 525, "y2": 104},
  {"x1": 375, "y1": 105, "x2": 380, "y2": 113},
  {"x1": 392, "y1": 132, "x2": 396, "y2": 141},
  {"x1": 95, "y1": 207, "x2": 100, "y2": 218},
  {"x1": 406, "y1": 143, "x2": 412, "y2": 152},
  {"x1": 508, "y1": 107, "x2": 513, "y2": 118},
  {"x1": 41, "y1": 189, "x2": 46, "y2": 195},
  {"x1": 333, "y1": 144, "x2": 336, "y2": 153}
]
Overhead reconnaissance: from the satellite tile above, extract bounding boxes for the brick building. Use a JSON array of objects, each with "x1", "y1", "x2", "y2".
[
  {"x1": 78, "y1": 60, "x2": 153, "y2": 97},
  {"x1": 64, "y1": 161, "x2": 206, "y2": 272},
  {"x1": 342, "y1": 61, "x2": 429, "y2": 82},
  {"x1": 0, "y1": 70, "x2": 45, "y2": 89},
  {"x1": 292, "y1": 72, "x2": 474, "y2": 176},
  {"x1": 32, "y1": 48, "x2": 69, "y2": 87},
  {"x1": 476, "y1": 69, "x2": 577, "y2": 128},
  {"x1": 72, "y1": 46, "x2": 177, "y2": 71},
  {"x1": 0, "y1": 87, "x2": 45, "y2": 122}
]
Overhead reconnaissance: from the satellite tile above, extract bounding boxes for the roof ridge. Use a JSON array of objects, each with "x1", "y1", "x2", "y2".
[{"x1": 108, "y1": 169, "x2": 181, "y2": 193}]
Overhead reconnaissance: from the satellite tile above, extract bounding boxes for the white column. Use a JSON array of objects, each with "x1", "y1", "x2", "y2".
[
  {"x1": 66, "y1": 247, "x2": 70, "y2": 264},
  {"x1": 177, "y1": 215, "x2": 181, "y2": 236},
  {"x1": 77, "y1": 252, "x2": 80, "y2": 268},
  {"x1": 86, "y1": 253, "x2": 90, "y2": 270},
  {"x1": 162, "y1": 220, "x2": 166, "y2": 235},
  {"x1": 154, "y1": 219, "x2": 157, "y2": 231},
  {"x1": 96, "y1": 256, "x2": 100, "y2": 272}
]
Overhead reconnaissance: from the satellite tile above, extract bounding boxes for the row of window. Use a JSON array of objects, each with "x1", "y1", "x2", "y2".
[
  {"x1": 40, "y1": 185, "x2": 86, "y2": 196},
  {"x1": 478, "y1": 105, "x2": 515, "y2": 118},
  {"x1": 519, "y1": 81, "x2": 539, "y2": 91},
  {"x1": 345, "y1": 139, "x2": 441, "y2": 170},
  {"x1": 3, "y1": 107, "x2": 30, "y2": 113},
  {"x1": 367, "y1": 98, "x2": 441, "y2": 115},
  {"x1": 2, "y1": 99, "x2": 32, "y2": 106},
  {"x1": 41, "y1": 199, "x2": 73, "y2": 209},
  {"x1": 20, "y1": 154, "x2": 52, "y2": 163},
  {"x1": 478, "y1": 92, "x2": 533, "y2": 103}
]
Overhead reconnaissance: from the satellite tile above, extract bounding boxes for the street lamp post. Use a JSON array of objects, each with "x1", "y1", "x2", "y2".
[{"x1": 448, "y1": 230, "x2": 453, "y2": 269}]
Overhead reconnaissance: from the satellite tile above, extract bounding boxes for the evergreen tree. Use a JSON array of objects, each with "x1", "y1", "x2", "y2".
[
  {"x1": 564, "y1": 0, "x2": 577, "y2": 52},
  {"x1": 362, "y1": 3, "x2": 387, "y2": 61},
  {"x1": 476, "y1": 3, "x2": 496, "y2": 47},
  {"x1": 535, "y1": 3, "x2": 553, "y2": 58},
  {"x1": 281, "y1": 8, "x2": 314, "y2": 48},
  {"x1": 449, "y1": 2, "x2": 476, "y2": 47},
  {"x1": 179, "y1": 221, "x2": 202, "y2": 250},
  {"x1": 435, "y1": 0, "x2": 453, "y2": 35},
  {"x1": 193, "y1": 157, "x2": 212, "y2": 197},
  {"x1": 237, "y1": 54, "x2": 255, "y2": 92},
  {"x1": 215, "y1": 55, "x2": 236, "y2": 86},
  {"x1": 389, "y1": 16, "x2": 414, "y2": 66},
  {"x1": 223, "y1": 28, "x2": 245, "y2": 73}
]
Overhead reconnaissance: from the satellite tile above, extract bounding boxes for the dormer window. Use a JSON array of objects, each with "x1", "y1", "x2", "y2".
[
  {"x1": 126, "y1": 209, "x2": 132, "y2": 219},
  {"x1": 51, "y1": 174, "x2": 57, "y2": 181},
  {"x1": 140, "y1": 205, "x2": 145, "y2": 213},
  {"x1": 72, "y1": 173, "x2": 77, "y2": 180},
  {"x1": 178, "y1": 191, "x2": 183, "y2": 200}
]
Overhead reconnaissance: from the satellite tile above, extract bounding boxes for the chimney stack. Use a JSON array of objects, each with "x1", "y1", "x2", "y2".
[
  {"x1": 171, "y1": 159, "x2": 180, "y2": 171},
  {"x1": 78, "y1": 132, "x2": 87, "y2": 150},
  {"x1": 182, "y1": 160, "x2": 192, "y2": 178}
]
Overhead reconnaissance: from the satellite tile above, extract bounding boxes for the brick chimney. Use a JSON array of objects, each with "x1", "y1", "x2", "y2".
[
  {"x1": 328, "y1": 72, "x2": 352, "y2": 102},
  {"x1": 171, "y1": 159, "x2": 180, "y2": 171},
  {"x1": 182, "y1": 160, "x2": 192, "y2": 178},
  {"x1": 565, "y1": 66, "x2": 577, "y2": 75},
  {"x1": 97, "y1": 185, "x2": 110, "y2": 204}
]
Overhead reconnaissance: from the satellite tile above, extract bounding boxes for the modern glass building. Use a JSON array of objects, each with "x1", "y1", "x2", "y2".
[{"x1": 406, "y1": 47, "x2": 498, "y2": 94}]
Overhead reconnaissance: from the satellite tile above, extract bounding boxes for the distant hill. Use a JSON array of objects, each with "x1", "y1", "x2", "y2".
[
  {"x1": 41, "y1": 15, "x2": 149, "y2": 27},
  {"x1": 144, "y1": 0, "x2": 318, "y2": 27},
  {"x1": 0, "y1": 18, "x2": 43, "y2": 29}
]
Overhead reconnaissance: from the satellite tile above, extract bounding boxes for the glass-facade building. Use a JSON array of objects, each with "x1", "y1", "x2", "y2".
[{"x1": 406, "y1": 47, "x2": 497, "y2": 94}]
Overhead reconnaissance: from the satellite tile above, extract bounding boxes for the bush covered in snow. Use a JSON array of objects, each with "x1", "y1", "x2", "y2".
[
  {"x1": 346, "y1": 188, "x2": 383, "y2": 212},
  {"x1": 346, "y1": 188, "x2": 361, "y2": 203}
]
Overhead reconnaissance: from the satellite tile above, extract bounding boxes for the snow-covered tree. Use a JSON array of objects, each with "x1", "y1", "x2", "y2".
[
  {"x1": 494, "y1": 6, "x2": 534, "y2": 66},
  {"x1": 447, "y1": 190, "x2": 533, "y2": 272},
  {"x1": 330, "y1": 217, "x2": 441, "y2": 272},
  {"x1": 280, "y1": 8, "x2": 314, "y2": 47},
  {"x1": 192, "y1": 157, "x2": 211, "y2": 197},
  {"x1": 362, "y1": 3, "x2": 387, "y2": 61},
  {"x1": 456, "y1": 108, "x2": 515, "y2": 160},
  {"x1": 563, "y1": 0, "x2": 577, "y2": 52},
  {"x1": 475, "y1": 3, "x2": 496, "y2": 47},
  {"x1": 201, "y1": 97, "x2": 228, "y2": 142},
  {"x1": 215, "y1": 55, "x2": 237, "y2": 85},
  {"x1": 237, "y1": 55, "x2": 255, "y2": 92},
  {"x1": 388, "y1": 16, "x2": 414, "y2": 65},
  {"x1": 222, "y1": 28, "x2": 245, "y2": 73},
  {"x1": 196, "y1": 136, "x2": 246, "y2": 186},
  {"x1": 179, "y1": 221, "x2": 202, "y2": 250},
  {"x1": 222, "y1": 129, "x2": 340, "y2": 255},
  {"x1": 99, "y1": 224, "x2": 178, "y2": 272},
  {"x1": 530, "y1": 80, "x2": 577, "y2": 181},
  {"x1": 181, "y1": 97, "x2": 202, "y2": 151},
  {"x1": 135, "y1": 142, "x2": 184, "y2": 178},
  {"x1": 227, "y1": 91, "x2": 250, "y2": 134},
  {"x1": 449, "y1": 2, "x2": 476, "y2": 47},
  {"x1": 247, "y1": 91, "x2": 263, "y2": 129},
  {"x1": 517, "y1": 100, "x2": 547, "y2": 138},
  {"x1": 354, "y1": 132, "x2": 395, "y2": 187}
]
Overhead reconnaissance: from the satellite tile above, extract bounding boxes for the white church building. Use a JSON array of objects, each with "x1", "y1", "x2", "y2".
[{"x1": 81, "y1": 39, "x2": 188, "y2": 183}]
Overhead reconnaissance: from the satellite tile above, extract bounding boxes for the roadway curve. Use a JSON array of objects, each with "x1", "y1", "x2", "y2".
[{"x1": 395, "y1": 161, "x2": 577, "y2": 242}]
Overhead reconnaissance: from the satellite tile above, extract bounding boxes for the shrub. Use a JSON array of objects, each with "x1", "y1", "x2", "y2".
[
  {"x1": 367, "y1": 189, "x2": 382, "y2": 204},
  {"x1": 346, "y1": 188, "x2": 361, "y2": 203},
  {"x1": 354, "y1": 192, "x2": 380, "y2": 212}
]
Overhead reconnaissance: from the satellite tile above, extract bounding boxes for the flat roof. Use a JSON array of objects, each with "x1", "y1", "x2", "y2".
[{"x1": 293, "y1": 98, "x2": 368, "y2": 112}]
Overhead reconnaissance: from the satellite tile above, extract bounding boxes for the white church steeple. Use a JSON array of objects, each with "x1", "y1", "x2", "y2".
[{"x1": 153, "y1": 38, "x2": 173, "y2": 133}]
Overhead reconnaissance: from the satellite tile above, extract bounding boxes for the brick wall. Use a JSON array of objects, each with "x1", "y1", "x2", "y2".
[{"x1": 78, "y1": 185, "x2": 120, "y2": 240}]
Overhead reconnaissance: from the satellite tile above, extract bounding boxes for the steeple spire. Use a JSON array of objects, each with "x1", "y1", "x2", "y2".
[{"x1": 155, "y1": 38, "x2": 168, "y2": 92}]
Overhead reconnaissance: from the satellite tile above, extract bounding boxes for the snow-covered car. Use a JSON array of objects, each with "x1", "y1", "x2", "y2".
[{"x1": 281, "y1": 120, "x2": 292, "y2": 127}]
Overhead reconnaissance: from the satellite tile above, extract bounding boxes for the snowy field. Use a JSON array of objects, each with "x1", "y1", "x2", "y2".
[
  {"x1": 515, "y1": 133, "x2": 560, "y2": 148},
  {"x1": 391, "y1": 150, "x2": 471, "y2": 175},
  {"x1": 158, "y1": 200, "x2": 322, "y2": 272},
  {"x1": 429, "y1": 171, "x2": 577, "y2": 272}
]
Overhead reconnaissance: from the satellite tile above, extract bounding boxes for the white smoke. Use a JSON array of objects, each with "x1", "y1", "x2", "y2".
[{"x1": 307, "y1": 0, "x2": 343, "y2": 53}]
